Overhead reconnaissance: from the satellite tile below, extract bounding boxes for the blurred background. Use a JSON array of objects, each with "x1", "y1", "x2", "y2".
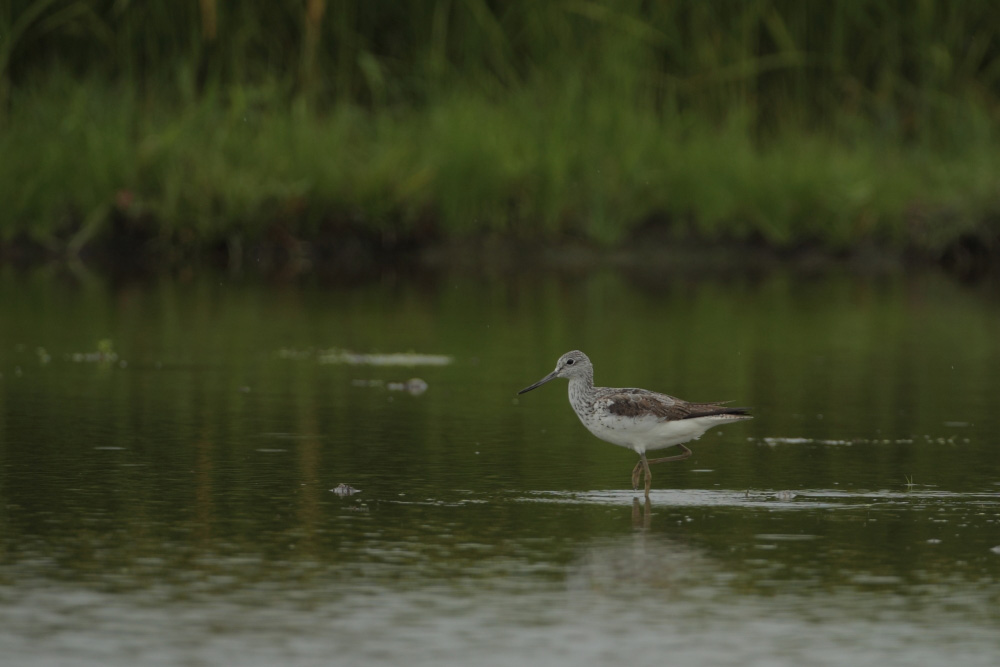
[{"x1": 1, "y1": 0, "x2": 998, "y2": 274}]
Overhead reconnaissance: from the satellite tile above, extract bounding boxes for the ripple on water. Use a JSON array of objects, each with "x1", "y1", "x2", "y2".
[{"x1": 516, "y1": 488, "x2": 1000, "y2": 512}]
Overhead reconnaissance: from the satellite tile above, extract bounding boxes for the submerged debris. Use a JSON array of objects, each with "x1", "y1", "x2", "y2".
[
  {"x1": 318, "y1": 349, "x2": 452, "y2": 366},
  {"x1": 387, "y1": 378, "x2": 428, "y2": 395},
  {"x1": 68, "y1": 339, "x2": 120, "y2": 364},
  {"x1": 278, "y1": 347, "x2": 451, "y2": 366},
  {"x1": 352, "y1": 377, "x2": 429, "y2": 395},
  {"x1": 331, "y1": 483, "x2": 361, "y2": 496}
]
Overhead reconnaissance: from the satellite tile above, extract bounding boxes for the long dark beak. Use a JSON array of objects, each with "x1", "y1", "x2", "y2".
[{"x1": 518, "y1": 370, "x2": 558, "y2": 395}]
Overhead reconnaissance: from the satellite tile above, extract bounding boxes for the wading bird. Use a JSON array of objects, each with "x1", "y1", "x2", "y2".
[{"x1": 518, "y1": 350, "x2": 752, "y2": 497}]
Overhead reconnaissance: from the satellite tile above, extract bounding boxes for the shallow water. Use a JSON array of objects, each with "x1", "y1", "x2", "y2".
[{"x1": 1, "y1": 266, "x2": 999, "y2": 665}]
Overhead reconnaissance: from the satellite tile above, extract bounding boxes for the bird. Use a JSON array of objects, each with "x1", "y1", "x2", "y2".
[{"x1": 517, "y1": 350, "x2": 752, "y2": 498}]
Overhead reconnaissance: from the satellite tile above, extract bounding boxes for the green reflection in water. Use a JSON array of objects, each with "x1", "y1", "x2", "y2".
[{"x1": 0, "y1": 267, "x2": 999, "y2": 663}]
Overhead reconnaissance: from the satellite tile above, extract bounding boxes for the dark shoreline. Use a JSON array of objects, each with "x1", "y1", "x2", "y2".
[{"x1": 2, "y1": 226, "x2": 994, "y2": 283}]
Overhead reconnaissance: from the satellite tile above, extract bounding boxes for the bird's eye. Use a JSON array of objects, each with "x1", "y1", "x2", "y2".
[{"x1": 566, "y1": 358, "x2": 575, "y2": 365}]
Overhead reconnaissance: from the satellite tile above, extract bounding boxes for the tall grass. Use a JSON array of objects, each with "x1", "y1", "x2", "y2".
[
  {"x1": 1, "y1": 1, "x2": 999, "y2": 257},
  {"x1": 7, "y1": 2, "x2": 996, "y2": 124}
]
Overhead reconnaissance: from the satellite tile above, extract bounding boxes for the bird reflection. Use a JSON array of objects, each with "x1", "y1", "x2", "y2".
[{"x1": 631, "y1": 496, "x2": 652, "y2": 530}]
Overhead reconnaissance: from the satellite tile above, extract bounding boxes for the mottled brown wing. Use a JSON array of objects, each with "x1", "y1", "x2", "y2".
[
  {"x1": 604, "y1": 391, "x2": 749, "y2": 421},
  {"x1": 601, "y1": 389, "x2": 693, "y2": 421}
]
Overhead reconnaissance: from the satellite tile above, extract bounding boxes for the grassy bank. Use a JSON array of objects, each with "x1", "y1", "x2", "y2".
[
  {"x1": 2, "y1": 2, "x2": 999, "y2": 269},
  {"x1": 3, "y1": 76, "x2": 998, "y2": 261}
]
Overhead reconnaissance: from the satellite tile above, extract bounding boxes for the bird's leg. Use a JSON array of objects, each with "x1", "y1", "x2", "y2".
[
  {"x1": 645, "y1": 444, "x2": 693, "y2": 466},
  {"x1": 631, "y1": 458, "x2": 644, "y2": 491},
  {"x1": 643, "y1": 454, "x2": 652, "y2": 498}
]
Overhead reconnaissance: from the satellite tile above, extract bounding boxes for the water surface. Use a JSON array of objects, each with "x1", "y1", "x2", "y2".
[{"x1": 1, "y1": 266, "x2": 999, "y2": 665}]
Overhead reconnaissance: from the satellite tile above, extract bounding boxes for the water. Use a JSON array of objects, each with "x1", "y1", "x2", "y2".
[{"x1": 1, "y1": 266, "x2": 999, "y2": 666}]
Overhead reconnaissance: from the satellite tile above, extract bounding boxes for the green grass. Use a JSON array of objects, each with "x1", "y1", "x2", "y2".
[
  {"x1": 2, "y1": 0, "x2": 1000, "y2": 260},
  {"x1": 2, "y1": 73, "x2": 997, "y2": 259}
]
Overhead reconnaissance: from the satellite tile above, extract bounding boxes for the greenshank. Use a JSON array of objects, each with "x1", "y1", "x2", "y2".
[{"x1": 518, "y1": 350, "x2": 752, "y2": 497}]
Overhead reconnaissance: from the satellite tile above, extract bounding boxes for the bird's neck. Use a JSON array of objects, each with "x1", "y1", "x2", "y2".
[{"x1": 567, "y1": 371, "x2": 595, "y2": 410}]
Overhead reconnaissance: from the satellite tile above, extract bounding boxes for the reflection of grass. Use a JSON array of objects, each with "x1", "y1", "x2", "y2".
[
  {"x1": 2, "y1": 75, "x2": 996, "y2": 259},
  {"x1": 904, "y1": 474, "x2": 916, "y2": 490}
]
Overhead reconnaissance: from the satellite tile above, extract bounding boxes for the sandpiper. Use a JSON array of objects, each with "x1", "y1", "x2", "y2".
[{"x1": 518, "y1": 350, "x2": 752, "y2": 497}]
